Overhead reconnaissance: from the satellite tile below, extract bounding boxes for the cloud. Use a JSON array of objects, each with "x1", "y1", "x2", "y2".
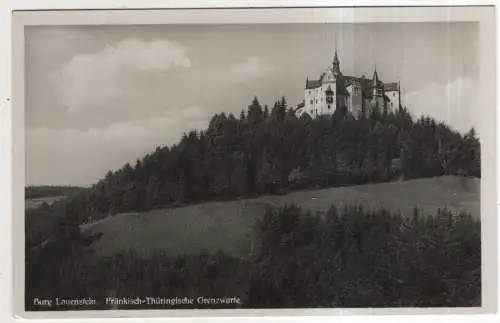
[
  {"x1": 55, "y1": 38, "x2": 191, "y2": 114},
  {"x1": 26, "y1": 106, "x2": 209, "y2": 186},
  {"x1": 403, "y1": 77, "x2": 480, "y2": 134},
  {"x1": 231, "y1": 57, "x2": 273, "y2": 81},
  {"x1": 162, "y1": 105, "x2": 207, "y2": 120},
  {"x1": 26, "y1": 28, "x2": 95, "y2": 54}
]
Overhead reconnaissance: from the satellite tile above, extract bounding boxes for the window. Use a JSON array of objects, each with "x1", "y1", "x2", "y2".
[
  {"x1": 393, "y1": 93, "x2": 396, "y2": 97},
  {"x1": 325, "y1": 88, "x2": 333, "y2": 104},
  {"x1": 310, "y1": 100, "x2": 313, "y2": 105}
]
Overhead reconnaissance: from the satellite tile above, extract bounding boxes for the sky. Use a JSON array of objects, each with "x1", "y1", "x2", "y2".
[{"x1": 25, "y1": 22, "x2": 480, "y2": 187}]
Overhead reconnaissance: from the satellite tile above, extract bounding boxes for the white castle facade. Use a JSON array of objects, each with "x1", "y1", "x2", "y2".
[{"x1": 296, "y1": 47, "x2": 401, "y2": 119}]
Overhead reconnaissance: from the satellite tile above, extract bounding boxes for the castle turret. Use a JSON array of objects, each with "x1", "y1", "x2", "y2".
[
  {"x1": 371, "y1": 66, "x2": 383, "y2": 97},
  {"x1": 370, "y1": 66, "x2": 385, "y2": 113},
  {"x1": 373, "y1": 66, "x2": 379, "y2": 81}
]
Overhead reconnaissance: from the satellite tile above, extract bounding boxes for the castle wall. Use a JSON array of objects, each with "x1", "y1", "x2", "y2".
[
  {"x1": 320, "y1": 82, "x2": 336, "y2": 115},
  {"x1": 305, "y1": 87, "x2": 324, "y2": 117},
  {"x1": 314, "y1": 86, "x2": 324, "y2": 117},
  {"x1": 304, "y1": 88, "x2": 315, "y2": 116},
  {"x1": 370, "y1": 96, "x2": 385, "y2": 114},
  {"x1": 337, "y1": 93, "x2": 348, "y2": 113},
  {"x1": 363, "y1": 98, "x2": 371, "y2": 117},
  {"x1": 347, "y1": 83, "x2": 363, "y2": 118},
  {"x1": 385, "y1": 90, "x2": 400, "y2": 112}
]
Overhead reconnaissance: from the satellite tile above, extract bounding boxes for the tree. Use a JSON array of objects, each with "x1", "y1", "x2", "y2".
[
  {"x1": 271, "y1": 98, "x2": 287, "y2": 121},
  {"x1": 333, "y1": 105, "x2": 348, "y2": 122},
  {"x1": 288, "y1": 167, "x2": 307, "y2": 189},
  {"x1": 461, "y1": 128, "x2": 481, "y2": 177},
  {"x1": 145, "y1": 176, "x2": 162, "y2": 208},
  {"x1": 263, "y1": 104, "x2": 270, "y2": 119},
  {"x1": 247, "y1": 97, "x2": 264, "y2": 126},
  {"x1": 230, "y1": 163, "x2": 247, "y2": 197},
  {"x1": 361, "y1": 150, "x2": 378, "y2": 181},
  {"x1": 256, "y1": 161, "x2": 273, "y2": 193},
  {"x1": 437, "y1": 134, "x2": 459, "y2": 174}
]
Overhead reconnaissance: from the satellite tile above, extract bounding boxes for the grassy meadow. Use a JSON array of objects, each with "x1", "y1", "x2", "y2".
[{"x1": 80, "y1": 175, "x2": 480, "y2": 260}]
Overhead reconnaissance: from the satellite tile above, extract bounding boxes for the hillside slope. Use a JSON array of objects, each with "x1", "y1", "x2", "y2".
[{"x1": 81, "y1": 175, "x2": 480, "y2": 260}]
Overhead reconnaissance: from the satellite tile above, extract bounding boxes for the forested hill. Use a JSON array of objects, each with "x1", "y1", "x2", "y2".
[{"x1": 48, "y1": 97, "x2": 480, "y2": 224}]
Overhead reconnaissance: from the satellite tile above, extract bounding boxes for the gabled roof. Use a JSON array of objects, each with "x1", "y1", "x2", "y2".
[
  {"x1": 307, "y1": 72, "x2": 397, "y2": 98},
  {"x1": 384, "y1": 82, "x2": 399, "y2": 92},
  {"x1": 305, "y1": 79, "x2": 322, "y2": 89}
]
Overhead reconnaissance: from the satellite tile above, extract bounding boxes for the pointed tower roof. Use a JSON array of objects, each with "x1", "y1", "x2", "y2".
[
  {"x1": 372, "y1": 66, "x2": 379, "y2": 82},
  {"x1": 333, "y1": 47, "x2": 339, "y2": 65},
  {"x1": 372, "y1": 65, "x2": 381, "y2": 88},
  {"x1": 332, "y1": 42, "x2": 341, "y2": 76}
]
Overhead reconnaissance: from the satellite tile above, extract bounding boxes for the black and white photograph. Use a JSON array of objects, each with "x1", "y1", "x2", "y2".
[{"x1": 14, "y1": 6, "x2": 496, "y2": 316}]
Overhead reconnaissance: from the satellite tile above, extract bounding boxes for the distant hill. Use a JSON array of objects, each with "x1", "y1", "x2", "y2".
[
  {"x1": 25, "y1": 196, "x2": 68, "y2": 210},
  {"x1": 25, "y1": 186, "x2": 87, "y2": 199},
  {"x1": 80, "y1": 175, "x2": 480, "y2": 260}
]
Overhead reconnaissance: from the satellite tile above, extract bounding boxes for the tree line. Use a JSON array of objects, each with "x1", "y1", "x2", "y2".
[
  {"x1": 30, "y1": 96, "x2": 480, "y2": 227},
  {"x1": 26, "y1": 203, "x2": 481, "y2": 310}
]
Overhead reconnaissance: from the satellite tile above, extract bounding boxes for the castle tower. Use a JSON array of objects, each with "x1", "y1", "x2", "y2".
[{"x1": 371, "y1": 66, "x2": 384, "y2": 112}]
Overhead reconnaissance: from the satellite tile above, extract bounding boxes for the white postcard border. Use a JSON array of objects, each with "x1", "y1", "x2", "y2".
[{"x1": 3, "y1": 3, "x2": 497, "y2": 321}]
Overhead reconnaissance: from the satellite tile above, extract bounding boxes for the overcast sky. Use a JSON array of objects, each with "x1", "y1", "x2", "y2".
[{"x1": 25, "y1": 22, "x2": 479, "y2": 187}]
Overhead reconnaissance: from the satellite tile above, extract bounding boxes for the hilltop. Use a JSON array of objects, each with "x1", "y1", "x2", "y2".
[{"x1": 31, "y1": 99, "x2": 480, "y2": 229}]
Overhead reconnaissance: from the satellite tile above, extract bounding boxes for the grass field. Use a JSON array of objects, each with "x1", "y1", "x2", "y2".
[{"x1": 81, "y1": 175, "x2": 480, "y2": 260}]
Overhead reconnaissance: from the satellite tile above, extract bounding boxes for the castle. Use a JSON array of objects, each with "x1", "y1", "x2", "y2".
[{"x1": 296, "y1": 47, "x2": 401, "y2": 119}]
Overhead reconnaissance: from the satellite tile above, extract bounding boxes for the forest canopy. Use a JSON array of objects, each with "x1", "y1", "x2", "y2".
[{"x1": 63, "y1": 97, "x2": 480, "y2": 219}]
